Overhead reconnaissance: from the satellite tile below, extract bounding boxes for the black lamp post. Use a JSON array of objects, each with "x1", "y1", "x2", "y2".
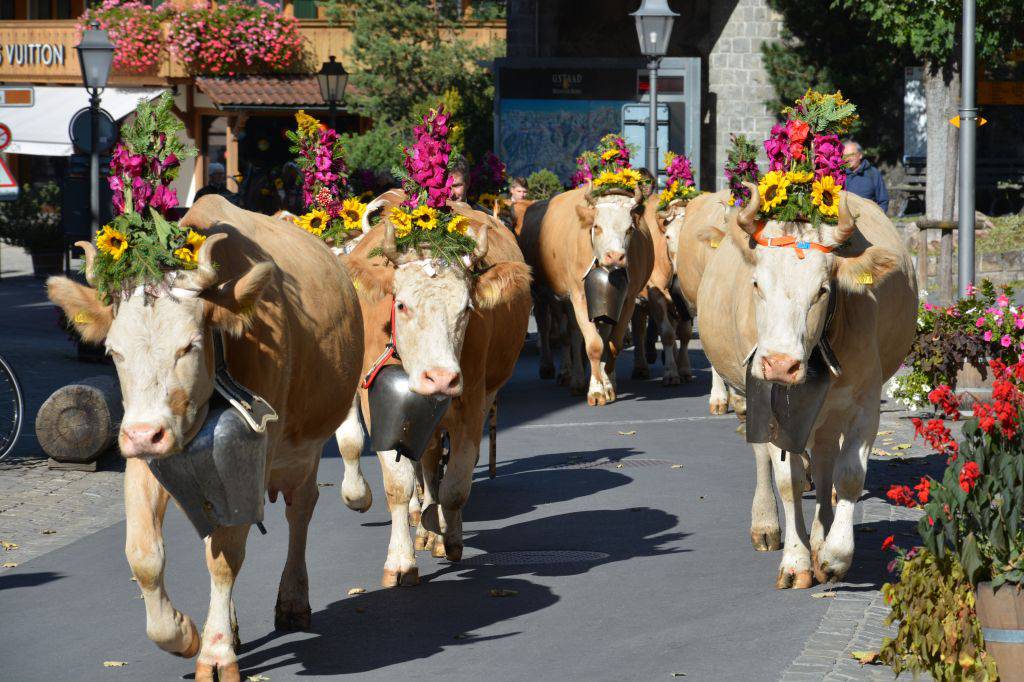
[
  {"x1": 631, "y1": 0, "x2": 678, "y2": 183},
  {"x1": 317, "y1": 55, "x2": 349, "y2": 130},
  {"x1": 75, "y1": 21, "x2": 114, "y2": 241}
]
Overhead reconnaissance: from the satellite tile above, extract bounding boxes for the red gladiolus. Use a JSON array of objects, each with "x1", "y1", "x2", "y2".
[
  {"x1": 927, "y1": 385, "x2": 961, "y2": 420},
  {"x1": 881, "y1": 535, "x2": 895, "y2": 551},
  {"x1": 959, "y1": 461, "x2": 981, "y2": 492}
]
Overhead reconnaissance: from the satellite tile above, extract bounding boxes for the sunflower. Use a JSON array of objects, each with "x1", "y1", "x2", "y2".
[
  {"x1": 340, "y1": 197, "x2": 366, "y2": 231},
  {"x1": 618, "y1": 168, "x2": 642, "y2": 187},
  {"x1": 296, "y1": 209, "x2": 329, "y2": 236},
  {"x1": 811, "y1": 175, "x2": 841, "y2": 218},
  {"x1": 659, "y1": 181, "x2": 680, "y2": 207},
  {"x1": 786, "y1": 168, "x2": 814, "y2": 184},
  {"x1": 758, "y1": 171, "x2": 791, "y2": 212},
  {"x1": 174, "y1": 230, "x2": 207, "y2": 265},
  {"x1": 388, "y1": 207, "x2": 413, "y2": 238},
  {"x1": 96, "y1": 225, "x2": 129, "y2": 261},
  {"x1": 295, "y1": 110, "x2": 320, "y2": 137},
  {"x1": 601, "y1": 148, "x2": 620, "y2": 162},
  {"x1": 477, "y1": 192, "x2": 498, "y2": 209},
  {"x1": 411, "y1": 205, "x2": 439, "y2": 231},
  {"x1": 447, "y1": 214, "x2": 470, "y2": 235},
  {"x1": 592, "y1": 170, "x2": 620, "y2": 188}
]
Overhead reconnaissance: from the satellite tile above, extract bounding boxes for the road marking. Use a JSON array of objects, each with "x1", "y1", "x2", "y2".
[{"x1": 518, "y1": 414, "x2": 732, "y2": 430}]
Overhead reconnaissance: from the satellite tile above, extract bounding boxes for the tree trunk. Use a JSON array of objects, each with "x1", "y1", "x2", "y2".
[
  {"x1": 925, "y1": 64, "x2": 958, "y2": 221},
  {"x1": 939, "y1": 68, "x2": 960, "y2": 304}
]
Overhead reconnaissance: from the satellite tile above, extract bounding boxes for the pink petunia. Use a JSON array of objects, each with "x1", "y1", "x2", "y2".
[
  {"x1": 1002, "y1": 334, "x2": 1013, "y2": 348},
  {"x1": 977, "y1": 317, "x2": 987, "y2": 328},
  {"x1": 984, "y1": 330, "x2": 993, "y2": 342},
  {"x1": 997, "y1": 294, "x2": 1010, "y2": 307}
]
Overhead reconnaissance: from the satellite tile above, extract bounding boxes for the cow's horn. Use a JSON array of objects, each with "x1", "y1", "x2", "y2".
[
  {"x1": 833, "y1": 191, "x2": 856, "y2": 244},
  {"x1": 75, "y1": 241, "x2": 97, "y2": 286},
  {"x1": 633, "y1": 183, "x2": 643, "y2": 205},
  {"x1": 584, "y1": 180, "x2": 595, "y2": 206},
  {"x1": 178, "y1": 232, "x2": 224, "y2": 292},
  {"x1": 380, "y1": 216, "x2": 401, "y2": 264},
  {"x1": 472, "y1": 222, "x2": 489, "y2": 262},
  {"x1": 361, "y1": 196, "x2": 387, "y2": 235},
  {"x1": 736, "y1": 181, "x2": 761, "y2": 236}
]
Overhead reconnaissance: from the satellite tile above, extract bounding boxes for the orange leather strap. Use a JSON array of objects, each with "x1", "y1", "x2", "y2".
[{"x1": 751, "y1": 223, "x2": 834, "y2": 260}]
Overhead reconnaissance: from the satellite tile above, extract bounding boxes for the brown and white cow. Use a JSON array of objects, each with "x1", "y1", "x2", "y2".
[
  {"x1": 696, "y1": 184, "x2": 916, "y2": 588},
  {"x1": 47, "y1": 195, "x2": 364, "y2": 681},
  {"x1": 631, "y1": 194, "x2": 694, "y2": 385},
  {"x1": 518, "y1": 185, "x2": 654, "y2": 405},
  {"x1": 336, "y1": 197, "x2": 532, "y2": 586}
]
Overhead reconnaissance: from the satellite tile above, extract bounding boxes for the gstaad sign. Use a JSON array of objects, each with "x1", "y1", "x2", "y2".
[{"x1": 0, "y1": 43, "x2": 67, "y2": 67}]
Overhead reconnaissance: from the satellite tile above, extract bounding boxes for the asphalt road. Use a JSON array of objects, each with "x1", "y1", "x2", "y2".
[{"x1": 1, "y1": 340, "x2": 867, "y2": 681}]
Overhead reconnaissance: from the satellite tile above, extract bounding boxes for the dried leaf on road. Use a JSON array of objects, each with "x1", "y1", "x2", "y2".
[
  {"x1": 618, "y1": 430, "x2": 636, "y2": 436},
  {"x1": 41, "y1": 529, "x2": 56, "y2": 535},
  {"x1": 102, "y1": 661, "x2": 128, "y2": 668},
  {"x1": 247, "y1": 675, "x2": 271, "y2": 681},
  {"x1": 871, "y1": 448, "x2": 892, "y2": 457},
  {"x1": 2, "y1": 561, "x2": 17, "y2": 568},
  {"x1": 811, "y1": 591, "x2": 836, "y2": 599},
  {"x1": 347, "y1": 587, "x2": 365, "y2": 596},
  {"x1": 671, "y1": 464, "x2": 683, "y2": 469},
  {"x1": 671, "y1": 673, "x2": 687, "y2": 677},
  {"x1": 489, "y1": 588, "x2": 518, "y2": 598},
  {"x1": 893, "y1": 444, "x2": 911, "y2": 450},
  {"x1": 877, "y1": 430, "x2": 894, "y2": 436},
  {"x1": 130, "y1": 576, "x2": 137, "y2": 582},
  {"x1": 850, "y1": 650, "x2": 880, "y2": 665},
  {"x1": 2, "y1": 540, "x2": 18, "y2": 550}
]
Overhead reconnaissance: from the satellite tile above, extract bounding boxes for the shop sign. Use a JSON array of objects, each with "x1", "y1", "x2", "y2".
[{"x1": 0, "y1": 43, "x2": 67, "y2": 67}]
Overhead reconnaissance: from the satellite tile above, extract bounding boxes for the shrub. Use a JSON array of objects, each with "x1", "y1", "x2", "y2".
[
  {"x1": 0, "y1": 182, "x2": 64, "y2": 253},
  {"x1": 526, "y1": 169, "x2": 563, "y2": 201}
]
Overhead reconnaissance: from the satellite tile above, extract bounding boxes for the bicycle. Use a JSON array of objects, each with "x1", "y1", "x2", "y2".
[{"x1": 0, "y1": 353, "x2": 24, "y2": 460}]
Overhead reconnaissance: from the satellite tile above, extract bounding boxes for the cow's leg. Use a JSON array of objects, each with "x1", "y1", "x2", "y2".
[
  {"x1": 409, "y1": 463, "x2": 423, "y2": 528},
  {"x1": 535, "y1": 295, "x2": 556, "y2": 380},
  {"x1": 275, "y1": 456, "x2": 320, "y2": 631},
  {"x1": 598, "y1": 294, "x2": 637, "y2": 404},
  {"x1": 651, "y1": 291, "x2": 683, "y2": 385},
  {"x1": 123, "y1": 458, "x2": 200, "y2": 657},
  {"x1": 556, "y1": 304, "x2": 573, "y2": 386},
  {"x1": 631, "y1": 299, "x2": 650, "y2": 379},
  {"x1": 337, "y1": 400, "x2": 372, "y2": 512},
  {"x1": 674, "y1": 314, "x2": 694, "y2": 383},
  {"x1": 416, "y1": 432, "x2": 444, "y2": 553},
  {"x1": 814, "y1": 407, "x2": 877, "y2": 583},
  {"x1": 808, "y1": 430, "x2": 840, "y2": 561},
  {"x1": 566, "y1": 311, "x2": 590, "y2": 397},
  {"x1": 377, "y1": 449, "x2": 419, "y2": 587},
  {"x1": 769, "y1": 445, "x2": 812, "y2": 589},
  {"x1": 195, "y1": 524, "x2": 248, "y2": 682},
  {"x1": 709, "y1": 366, "x2": 729, "y2": 415},
  {"x1": 435, "y1": 404, "x2": 485, "y2": 561},
  {"x1": 750, "y1": 442, "x2": 782, "y2": 551}
]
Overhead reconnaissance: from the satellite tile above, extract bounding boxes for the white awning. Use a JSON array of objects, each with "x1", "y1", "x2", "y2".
[{"x1": 0, "y1": 86, "x2": 166, "y2": 157}]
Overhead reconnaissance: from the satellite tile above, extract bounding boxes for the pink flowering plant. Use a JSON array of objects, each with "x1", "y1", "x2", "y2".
[
  {"x1": 469, "y1": 151, "x2": 507, "y2": 209},
  {"x1": 376, "y1": 105, "x2": 478, "y2": 264},
  {"x1": 571, "y1": 134, "x2": 642, "y2": 195},
  {"x1": 90, "y1": 93, "x2": 199, "y2": 302},
  {"x1": 657, "y1": 151, "x2": 700, "y2": 210},
  {"x1": 78, "y1": 0, "x2": 168, "y2": 75},
  {"x1": 724, "y1": 134, "x2": 759, "y2": 207}
]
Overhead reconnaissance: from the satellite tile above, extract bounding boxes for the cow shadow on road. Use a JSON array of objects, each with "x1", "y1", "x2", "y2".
[{"x1": 232, "y1": 507, "x2": 686, "y2": 677}]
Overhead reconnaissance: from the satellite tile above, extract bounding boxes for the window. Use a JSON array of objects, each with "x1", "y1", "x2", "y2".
[{"x1": 292, "y1": 0, "x2": 318, "y2": 19}]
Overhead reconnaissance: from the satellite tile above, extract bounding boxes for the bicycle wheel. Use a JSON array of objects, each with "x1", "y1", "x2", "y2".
[{"x1": 0, "y1": 354, "x2": 24, "y2": 460}]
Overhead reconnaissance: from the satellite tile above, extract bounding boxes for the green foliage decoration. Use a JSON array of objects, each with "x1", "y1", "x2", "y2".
[
  {"x1": 526, "y1": 169, "x2": 564, "y2": 201},
  {"x1": 0, "y1": 182, "x2": 64, "y2": 253}
]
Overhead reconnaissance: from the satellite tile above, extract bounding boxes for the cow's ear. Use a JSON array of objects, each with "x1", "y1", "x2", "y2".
[
  {"x1": 342, "y1": 255, "x2": 393, "y2": 303},
  {"x1": 837, "y1": 246, "x2": 900, "y2": 289},
  {"x1": 473, "y1": 262, "x2": 532, "y2": 310},
  {"x1": 575, "y1": 204, "x2": 596, "y2": 225},
  {"x1": 202, "y1": 262, "x2": 274, "y2": 337},
  {"x1": 695, "y1": 225, "x2": 725, "y2": 247},
  {"x1": 47, "y1": 276, "x2": 113, "y2": 343}
]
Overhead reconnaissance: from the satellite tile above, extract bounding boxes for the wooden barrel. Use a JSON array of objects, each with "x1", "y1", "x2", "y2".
[
  {"x1": 36, "y1": 376, "x2": 122, "y2": 468},
  {"x1": 976, "y1": 581, "x2": 1024, "y2": 682}
]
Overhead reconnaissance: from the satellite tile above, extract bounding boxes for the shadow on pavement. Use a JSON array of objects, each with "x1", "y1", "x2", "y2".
[{"x1": 0, "y1": 570, "x2": 64, "y2": 591}]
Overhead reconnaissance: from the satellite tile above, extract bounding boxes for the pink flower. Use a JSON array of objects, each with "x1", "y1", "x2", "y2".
[
  {"x1": 966, "y1": 282, "x2": 977, "y2": 296},
  {"x1": 984, "y1": 330, "x2": 993, "y2": 342},
  {"x1": 1002, "y1": 334, "x2": 1013, "y2": 348},
  {"x1": 997, "y1": 294, "x2": 1010, "y2": 307},
  {"x1": 1017, "y1": 315, "x2": 1024, "y2": 330},
  {"x1": 977, "y1": 317, "x2": 987, "y2": 328}
]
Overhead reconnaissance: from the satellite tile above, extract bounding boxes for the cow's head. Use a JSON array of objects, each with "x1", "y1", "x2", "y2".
[
  {"x1": 657, "y1": 200, "x2": 688, "y2": 263},
  {"x1": 47, "y1": 234, "x2": 273, "y2": 458},
  {"x1": 346, "y1": 216, "x2": 531, "y2": 398},
  {"x1": 714, "y1": 182, "x2": 899, "y2": 386},
  {"x1": 576, "y1": 184, "x2": 644, "y2": 270}
]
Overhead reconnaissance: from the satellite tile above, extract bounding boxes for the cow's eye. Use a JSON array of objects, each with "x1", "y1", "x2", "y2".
[
  {"x1": 396, "y1": 301, "x2": 407, "y2": 312},
  {"x1": 817, "y1": 286, "x2": 830, "y2": 299},
  {"x1": 175, "y1": 337, "x2": 201, "y2": 360}
]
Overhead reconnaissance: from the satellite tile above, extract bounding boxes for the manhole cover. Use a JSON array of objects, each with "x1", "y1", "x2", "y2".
[
  {"x1": 460, "y1": 550, "x2": 610, "y2": 566},
  {"x1": 554, "y1": 458, "x2": 675, "y2": 469}
]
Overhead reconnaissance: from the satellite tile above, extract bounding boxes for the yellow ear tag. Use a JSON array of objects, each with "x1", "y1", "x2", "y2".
[
  {"x1": 709, "y1": 240, "x2": 721, "y2": 249},
  {"x1": 856, "y1": 272, "x2": 874, "y2": 285},
  {"x1": 73, "y1": 311, "x2": 91, "y2": 324},
  {"x1": 352, "y1": 279, "x2": 361, "y2": 291}
]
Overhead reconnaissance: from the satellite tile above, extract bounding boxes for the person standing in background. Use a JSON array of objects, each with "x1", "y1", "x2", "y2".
[{"x1": 842, "y1": 140, "x2": 889, "y2": 212}]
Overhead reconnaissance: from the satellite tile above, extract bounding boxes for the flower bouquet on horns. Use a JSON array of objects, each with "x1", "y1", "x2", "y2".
[
  {"x1": 89, "y1": 92, "x2": 200, "y2": 301},
  {"x1": 758, "y1": 90, "x2": 858, "y2": 226},
  {"x1": 571, "y1": 134, "x2": 644, "y2": 200},
  {"x1": 657, "y1": 151, "x2": 700, "y2": 211},
  {"x1": 724, "y1": 134, "x2": 760, "y2": 207},
  {"x1": 287, "y1": 110, "x2": 367, "y2": 245},
  {"x1": 373, "y1": 105, "x2": 480, "y2": 265}
]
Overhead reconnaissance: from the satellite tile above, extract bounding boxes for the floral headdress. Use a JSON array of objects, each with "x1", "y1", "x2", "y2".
[
  {"x1": 657, "y1": 151, "x2": 700, "y2": 210},
  {"x1": 90, "y1": 92, "x2": 198, "y2": 301},
  {"x1": 571, "y1": 134, "x2": 642, "y2": 195},
  {"x1": 757, "y1": 90, "x2": 858, "y2": 225},
  {"x1": 470, "y1": 151, "x2": 507, "y2": 210},
  {"x1": 287, "y1": 111, "x2": 367, "y2": 243},
  {"x1": 724, "y1": 134, "x2": 759, "y2": 207},
  {"x1": 378, "y1": 105, "x2": 478, "y2": 264}
]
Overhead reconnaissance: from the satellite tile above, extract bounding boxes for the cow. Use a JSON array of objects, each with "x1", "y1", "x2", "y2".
[
  {"x1": 46, "y1": 195, "x2": 364, "y2": 681},
  {"x1": 696, "y1": 184, "x2": 916, "y2": 588},
  {"x1": 518, "y1": 184, "x2": 654, "y2": 405},
  {"x1": 631, "y1": 194, "x2": 694, "y2": 385},
  {"x1": 674, "y1": 189, "x2": 744, "y2": 415},
  {"x1": 336, "y1": 196, "x2": 532, "y2": 586}
]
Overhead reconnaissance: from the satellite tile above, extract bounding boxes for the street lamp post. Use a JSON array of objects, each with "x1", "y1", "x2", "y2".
[
  {"x1": 957, "y1": 0, "x2": 977, "y2": 296},
  {"x1": 75, "y1": 21, "x2": 114, "y2": 242},
  {"x1": 631, "y1": 0, "x2": 678, "y2": 183},
  {"x1": 317, "y1": 55, "x2": 349, "y2": 131}
]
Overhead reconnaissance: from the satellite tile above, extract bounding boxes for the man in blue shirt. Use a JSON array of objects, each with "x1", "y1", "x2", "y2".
[{"x1": 842, "y1": 140, "x2": 889, "y2": 213}]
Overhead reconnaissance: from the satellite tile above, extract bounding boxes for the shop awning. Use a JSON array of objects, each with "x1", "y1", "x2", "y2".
[
  {"x1": 0, "y1": 87, "x2": 166, "y2": 157},
  {"x1": 196, "y1": 76, "x2": 354, "y2": 111}
]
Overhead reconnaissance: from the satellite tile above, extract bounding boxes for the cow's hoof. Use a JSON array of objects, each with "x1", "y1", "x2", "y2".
[
  {"x1": 751, "y1": 528, "x2": 783, "y2": 552},
  {"x1": 196, "y1": 661, "x2": 241, "y2": 682},
  {"x1": 274, "y1": 600, "x2": 312, "y2": 632},
  {"x1": 709, "y1": 399, "x2": 728, "y2": 415},
  {"x1": 730, "y1": 395, "x2": 747, "y2": 416},
  {"x1": 661, "y1": 372, "x2": 681, "y2": 386},
  {"x1": 775, "y1": 570, "x2": 814, "y2": 590},
  {"x1": 431, "y1": 539, "x2": 447, "y2": 559},
  {"x1": 445, "y1": 544, "x2": 463, "y2": 562},
  {"x1": 539, "y1": 365, "x2": 555, "y2": 380},
  {"x1": 409, "y1": 511, "x2": 421, "y2": 528},
  {"x1": 556, "y1": 372, "x2": 571, "y2": 386},
  {"x1": 382, "y1": 567, "x2": 419, "y2": 587},
  {"x1": 631, "y1": 366, "x2": 650, "y2": 380},
  {"x1": 341, "y1": 480, "x2": 372, "y2": 513},
  {"x1": 587, "y1": 392, "x2": 606, "y2": 406},
  {"x1": 415, "y1": 533, "x2": 433, "y2": 551},
  {"x1": 680, "y1": 371, "x2": 694, "y2": 383},
  {"x1": 170, "y1": 619, "x2": 201, "y2": 658},
  {"x1": 812, "y1": 556, "x2": 849, "y2": 584}
]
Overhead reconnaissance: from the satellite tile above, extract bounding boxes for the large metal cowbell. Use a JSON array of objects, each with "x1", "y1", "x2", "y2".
[{"x1": 367, "y1": 365, "x2": 451, "y2": 462}]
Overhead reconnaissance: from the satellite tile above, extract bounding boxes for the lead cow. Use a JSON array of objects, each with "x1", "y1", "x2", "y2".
[
  {"x1": 47, "y1": 195, "x2": 364, "y2": 681},
  {"x1": 337, "y1": 197, "x2": 532, "y2": 585},
  {"x1": 519, "y1": 184, "x2": 653, "y2": 405},
  {"x1": 697, "y1": 185, "x2": 916, "y2": 587}
]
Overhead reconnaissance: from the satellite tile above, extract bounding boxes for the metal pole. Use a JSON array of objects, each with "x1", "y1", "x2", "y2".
[
  {"x1": 647, "y1": 58, "x2": 659, "y2": 182},
  {"x1": 957, "y1": 0, "x2": 976, "y2": 296},
  {"x1": 89, "y1": 90, "x2": 100, "y2": 241},
  {"x1": 329, "y1": 100, "x2": 337, "y2": 131}
]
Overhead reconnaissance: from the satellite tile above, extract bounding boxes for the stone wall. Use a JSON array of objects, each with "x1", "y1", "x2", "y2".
[{"x1": 705, "y1": 0, "x2": 782, "y2": 189}]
